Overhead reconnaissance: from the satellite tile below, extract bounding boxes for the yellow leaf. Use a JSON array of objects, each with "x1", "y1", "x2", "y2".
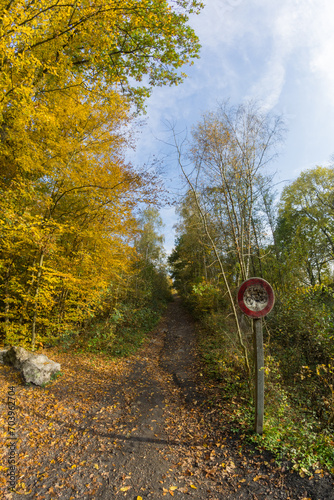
[
  {"x1": 120, "y1": 486, "x2": 131, "y2": 492},
  {"x1": 190, "y1": 484, "x2": 197, "y2": 489},
  {"x1": 94, "y1": 464, "x2": 99, "y2": 470},
  {"x1": 253, "y1": 476, "x2": 262, "y2": 481},
  {"x1": 136, "y1": 497, "x2": 143, "y2": 500},
  {"x1": 169, "y1": 486, "x2": 177, "y2": 491}
]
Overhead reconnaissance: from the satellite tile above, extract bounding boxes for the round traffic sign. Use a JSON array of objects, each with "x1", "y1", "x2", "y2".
[{"x1": 237, "y1": 278, "x2": 275, "y2": 318}]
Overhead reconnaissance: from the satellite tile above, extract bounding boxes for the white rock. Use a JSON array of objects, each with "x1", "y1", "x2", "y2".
[
  {"x1": 3, "y1": 346, "x2": 61, "y2": 386},
  {"x1": 4, "y1": 346, "x2": 30, "y2": 369},
  {"x1": 21, "y1": 355, "x2": 61, "y2": 386},
  {"x1": 0, "y1": 350, "x2": 7, "y2": 364}
]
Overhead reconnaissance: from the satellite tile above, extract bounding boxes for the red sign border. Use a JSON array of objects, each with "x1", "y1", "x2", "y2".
[{"x1": 237, "y1": 277, "x2": 275, "y2": 318}]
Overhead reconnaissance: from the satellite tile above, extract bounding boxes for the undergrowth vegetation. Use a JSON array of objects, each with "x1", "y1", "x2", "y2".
[
  {"x1": 168, "y1": 113, "x2": 334, "y2": 476},
  {"x1": 58, "y1": 304, "x2": 164, "y2": 358},
  {"x1": 195, "y1": 288, "x2": 334, "y2": 475}
]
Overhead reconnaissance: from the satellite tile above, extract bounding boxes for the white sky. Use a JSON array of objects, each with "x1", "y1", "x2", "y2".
[{"x1": 128, "y1": 0, "x2": 334, "y2": 254}]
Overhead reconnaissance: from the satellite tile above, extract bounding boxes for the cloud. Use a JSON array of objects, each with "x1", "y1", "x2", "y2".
[
  {"x1": 245, "y1": 0, "x2": 334, "y2": 109},
  {"x1": 159, "y1": 206, "x2": 177, "y2": 255},
  {"x1": 189, "y1": 0, "x2": 334, "y2": 111},
  {"x1": 248, "y1": 59, "x2": 286, "y2": 111},
  {"x1": 308, "y1": 4, "x2": 334, "y2": 105}
]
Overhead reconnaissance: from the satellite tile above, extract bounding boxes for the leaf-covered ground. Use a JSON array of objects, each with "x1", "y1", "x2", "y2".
[{"x1": 1, "y1": 298, "x2": 334, "y2": 499}]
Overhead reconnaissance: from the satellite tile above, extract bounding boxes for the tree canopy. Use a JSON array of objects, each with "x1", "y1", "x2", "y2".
[
  {"x1": 0, "y1": 0, "x2": 202, "y2": 346},
  {"x1": 276, "y1": 165, "x2": 334, "y2": 285}
]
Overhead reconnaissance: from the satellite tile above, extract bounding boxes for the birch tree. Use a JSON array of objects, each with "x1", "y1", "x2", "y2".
[{"x1": 171, "y1": 101, "x2": 284, "y2": 383}]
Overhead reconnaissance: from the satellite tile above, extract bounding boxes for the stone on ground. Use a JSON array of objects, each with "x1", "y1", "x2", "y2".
[{"x1": 3, "y1": 346, "x2": 61, "y2": 386}]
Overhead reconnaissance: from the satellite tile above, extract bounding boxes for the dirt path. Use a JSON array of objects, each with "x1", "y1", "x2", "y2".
[{"x1": 5, "y1": 297, "x2": 334, "y2": 499}]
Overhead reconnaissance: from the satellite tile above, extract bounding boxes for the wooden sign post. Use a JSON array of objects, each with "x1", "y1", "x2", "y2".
[
  {"x1": 237, "y1": 278, "x2": 275, "y2": 434},
  {"x1": 253, "y1": 317, "x2": 264, "y2": 434}
]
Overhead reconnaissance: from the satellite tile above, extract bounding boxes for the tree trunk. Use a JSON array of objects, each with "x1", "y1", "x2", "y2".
[{"x1": 31, "y1": 250, "x2": 44, "y2": 349}]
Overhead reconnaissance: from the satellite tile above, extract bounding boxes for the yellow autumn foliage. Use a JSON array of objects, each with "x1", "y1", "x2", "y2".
[{"x1": 0, "y1": 0, "x2": 201, "y2": 345}]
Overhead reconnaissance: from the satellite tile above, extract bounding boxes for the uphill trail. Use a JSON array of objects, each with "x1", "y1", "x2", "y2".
[{"x1": 2, "y1": 297, "x2": 334, "y2": 499}]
